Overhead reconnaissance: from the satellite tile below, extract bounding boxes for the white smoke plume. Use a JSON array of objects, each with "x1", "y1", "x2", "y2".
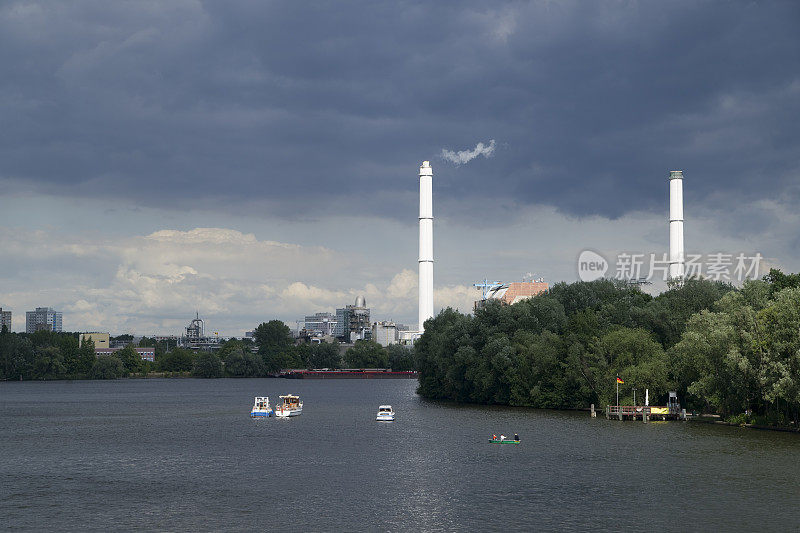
[{"x1": 441, "y1": 139, "x2": 496, "y2": 165}]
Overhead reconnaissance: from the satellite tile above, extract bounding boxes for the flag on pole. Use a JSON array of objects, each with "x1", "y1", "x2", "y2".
[{"x1": 616, "y1": 377, "x2": 624, "y2": 384}]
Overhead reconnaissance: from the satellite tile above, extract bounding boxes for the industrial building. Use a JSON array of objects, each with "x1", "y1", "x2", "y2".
[
  {"x1": 26, "y1": 307, "x2": 62, "y2": 333},
  {"x1": 335, "y1": 296, "x2": 370, "y2": 343},
  {"x1": 302, "y1": 312, "x2": 338, "y2": 337},
  {"x1": 95, "y1": 347, "x2": 155, "y2": 362},
  {"x1": 79, "y1": 332, "x2": 110, "y2": 349},
  {"x1": 0, "y1": 308, "x2": 11, "y2": 331},
  {"x1": 178, "y1": 312, "x2": 220, "y2": 351},
  {"x1": 372, "y1": 321, "x2": 399, "y2": 347},
  {"x1": 474, "y1": 280, "x2": 549, "y2": 310}
]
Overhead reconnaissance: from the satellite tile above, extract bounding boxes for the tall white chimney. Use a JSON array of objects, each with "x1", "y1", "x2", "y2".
[
  {"x1": 419, "y1": 161, "x2": 434, "y2": 332},
  {"x1": 668, "y1": 170, "x2": 685, "y2": 279}
]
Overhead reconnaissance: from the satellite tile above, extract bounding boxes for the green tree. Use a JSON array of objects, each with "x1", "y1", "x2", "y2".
[
  {"x1": 763, "y1": 268, "x2": 800, "y2": 295},
  {"x1": 91, "y1": 355, "x2": 125, "y2": 379},
  {"x1": 116, "y1": 345, "x2": 143, "y2": 374},
  {"x1": 0, "y1": 334, "x2": 35, "y2": 380},
  {"x1": 75, "y1": 338, "x2": 97, "y2": 376},
  {"x1": 158, "y1": 348, "x2": 195, "y2": 372},
  {"x1": 253, "y1": 321, "x2": 293, "y2": 353},
  {"x1": 32, "y1": 346, "x2": 66, "y2": 380},
  {"x1": 387, "y1": 344, "x2": 415, "y2": 371},
  {"x1": 223, "y1": 347, "x2": 265, "y2": 377},
  {"x1": 192, "y1": 352, "x2": 223, "y2": 378},
  {"x1": 344, "y1": 340, "x2": 388, "y2": 368},
  {"x1": 307, "y1": 342, "x2": 342, "y2": 369},
  {"x1": 253, "y1": 320, "x2": 298, "y2": 373},
  {"x1": 756, "y1": 287, "x2": 800, "y2": 424}
]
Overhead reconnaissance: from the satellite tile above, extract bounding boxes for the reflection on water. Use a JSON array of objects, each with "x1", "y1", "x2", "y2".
[{"x1": 1, "y1": 378, "x2": 799, "y2": 531}]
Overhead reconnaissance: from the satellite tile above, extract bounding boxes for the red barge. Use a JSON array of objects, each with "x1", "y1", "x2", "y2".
[{"x1": 279, "y1": 369, "x2": 418, "y2": 379}]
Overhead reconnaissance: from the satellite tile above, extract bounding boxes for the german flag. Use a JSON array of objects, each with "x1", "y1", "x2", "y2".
[{"x1": 616, "y1": 377, "x2": 624, "y2": 384}]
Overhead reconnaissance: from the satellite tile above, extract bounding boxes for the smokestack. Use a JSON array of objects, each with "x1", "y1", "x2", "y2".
[
  {"x1": 669, "y1": 170, "x2": 685, "y2": 279},
  {"x1": 419, "y1": 161, "x2": 434, "y2": 332}
]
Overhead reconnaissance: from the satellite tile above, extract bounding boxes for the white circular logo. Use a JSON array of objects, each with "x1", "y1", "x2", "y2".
[{"x1": 577, "y1": 250, "x2": 608, "y2": 281}]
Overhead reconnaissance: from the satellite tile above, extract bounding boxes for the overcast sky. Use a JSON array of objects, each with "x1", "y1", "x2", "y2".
[{"x1": 1, "y1": 1, "x2": 798, "y2": 335}]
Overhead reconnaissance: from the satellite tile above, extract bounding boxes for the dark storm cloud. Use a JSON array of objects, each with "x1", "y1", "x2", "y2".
[{"x1": 0, "y1": 1, "x2": 798, "y2": 220}]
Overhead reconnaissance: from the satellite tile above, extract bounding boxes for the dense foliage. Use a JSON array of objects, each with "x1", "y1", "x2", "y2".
[
  {"x1": 192, "y1": 352, "x2": 223, "y2": 378},
  {"x1": 416, "y1": 272, "x2": 800, "y2": 424},
  {"x1": 344, "y1": 340, "x2": 389, "y2": 368}
]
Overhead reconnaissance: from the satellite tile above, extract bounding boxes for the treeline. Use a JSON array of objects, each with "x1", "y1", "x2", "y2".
[
  {"x1": 416, "y1": 270, "x2": 800, "y2": 425},
  {"x1": 0, "y1": 329, "x2": 210, "y2": 380},
  {"x1": 0, "y1": 320, "x2": 415, "y2": 381}
]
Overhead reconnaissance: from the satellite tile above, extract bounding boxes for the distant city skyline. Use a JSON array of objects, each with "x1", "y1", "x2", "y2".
[{"x1": 1, "y1": 2, "x2": 798, "y2": 336}]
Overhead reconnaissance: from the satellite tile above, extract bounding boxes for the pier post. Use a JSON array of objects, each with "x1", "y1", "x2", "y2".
[
  {"x1": 605, "y1": 406, "x2": 610, "y2": 420},
  {"x1": 618, "y1": 409, "x2": 623, "y2": 421},
  {"x1": 681, "y1": 409, "x2": 686, "y2": 420},
  {"x1": 591, "y1": 404, "x2": 596, "y2": 418}
]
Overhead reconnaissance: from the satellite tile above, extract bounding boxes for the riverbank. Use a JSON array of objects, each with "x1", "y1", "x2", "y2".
[{"x1": 688, "y1": 414, "x2": 800, "y2": 434}]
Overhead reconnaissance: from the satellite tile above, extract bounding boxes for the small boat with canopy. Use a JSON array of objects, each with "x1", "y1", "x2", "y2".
[{"x1": 275, "y1": 394, "x2": 303, "y2": 417}]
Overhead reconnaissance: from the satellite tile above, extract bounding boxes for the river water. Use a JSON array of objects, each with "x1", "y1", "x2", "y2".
[{"x1": 1, "y1": 378, "x2": 798, "y2": 531}]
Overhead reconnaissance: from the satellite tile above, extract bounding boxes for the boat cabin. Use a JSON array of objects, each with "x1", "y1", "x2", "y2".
[
  {"x1": 280, "y1": 395, "x2": 301, "y2": 408},
  {"x1": 378, "y1": 405, "x2": 393, "y2": 413},
  {"x1": 253, "y1": 396, "x2": 270, "y2": 409}
]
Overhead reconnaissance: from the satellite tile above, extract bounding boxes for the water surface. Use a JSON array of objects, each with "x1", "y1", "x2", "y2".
[{"x1": 2, "y1": 379, "x2": 798, "y2": 531}]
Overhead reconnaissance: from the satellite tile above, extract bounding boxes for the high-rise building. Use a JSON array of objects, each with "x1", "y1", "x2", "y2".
[
  {"x1": 303, "y1": 312, "x2": 337, "y2": 336},
  {"x1": 0, "y1": 308, "x2": 11, "y2": 331},
  {"x1": 26, "y1": 307, "x2": 62, "y2": 333},
  {"x1": 335, "y1": 296, "x2": 370, "y2": 343}
]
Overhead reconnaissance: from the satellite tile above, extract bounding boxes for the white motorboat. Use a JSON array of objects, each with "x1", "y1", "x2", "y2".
[
  {"x1": 275, "y1": 394, "x2": 303, "y2": 417},
  {"x1": 250, "y1": 396, "x2": 273, "y2": 418},
  {"x1": 376, "y1": 405, "x2": 395, "y2": 422}
]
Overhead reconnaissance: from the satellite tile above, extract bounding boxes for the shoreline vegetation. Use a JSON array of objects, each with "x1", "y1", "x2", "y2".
[
  {"x1": 415, "y1": 269, "x2": 800, "y2": 430},
  {"x1": 0, "y1": 320, "x2": 414, "y2": 381},
  {"x1": 4, "y1": 270, "x2": 800, "y2": 431}
]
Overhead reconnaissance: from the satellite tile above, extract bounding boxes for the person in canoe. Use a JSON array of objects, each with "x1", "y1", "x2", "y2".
[
  {"x1": 492, "y1": 434, "x2": 497, "y2": 440},
  {"x1": 500, "y1": 434, "x2": 506, "y2": 441},
  {"x1": 514, "y1": 433, "x2": 519, "y2": 442}
]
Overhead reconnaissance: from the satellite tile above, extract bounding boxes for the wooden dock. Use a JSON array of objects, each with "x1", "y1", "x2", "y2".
[{"x1": 595, "y1": 404, "x2": 687, "y2": 422}]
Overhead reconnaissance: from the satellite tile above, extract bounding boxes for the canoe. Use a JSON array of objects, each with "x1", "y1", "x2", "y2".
[{"x1": 489, "y1": 439, "x2": 520, "y2": 444}]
